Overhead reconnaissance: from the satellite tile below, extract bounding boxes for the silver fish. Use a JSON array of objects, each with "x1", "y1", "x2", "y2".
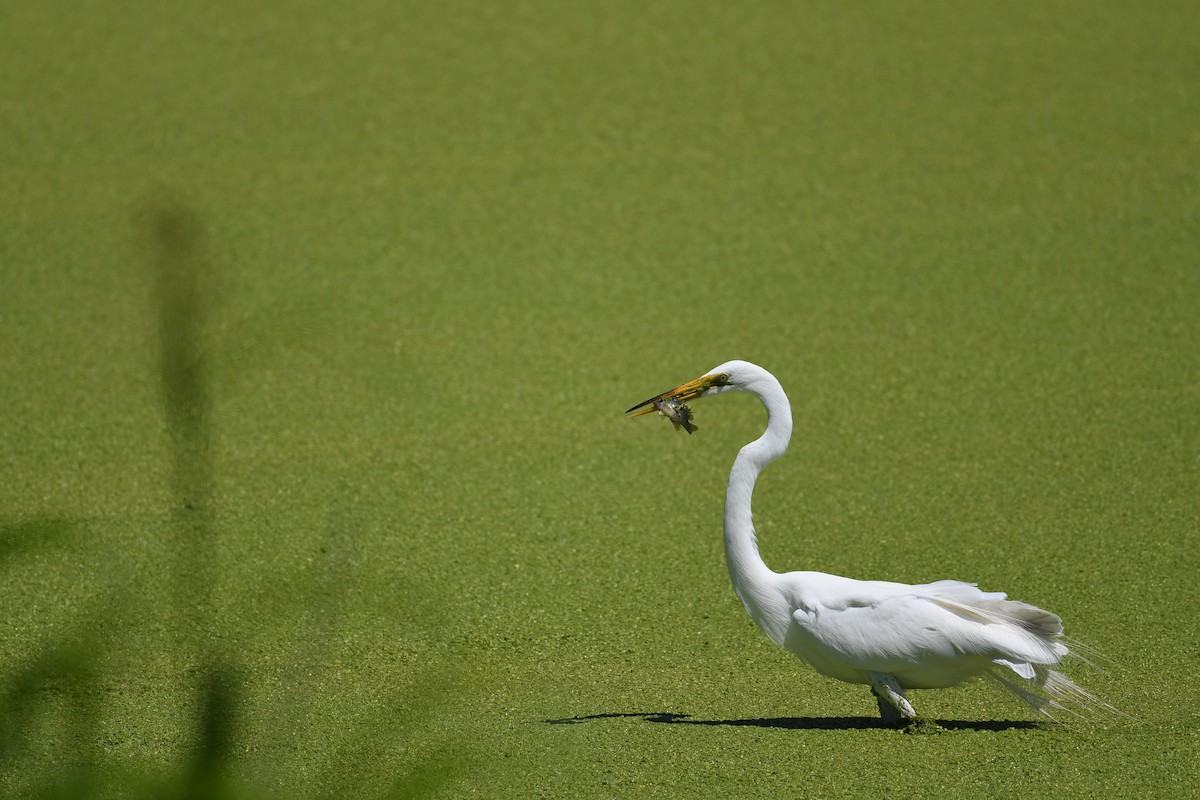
[{"x1": 656, "y1": 398, "x2": 697, "y2": 434}]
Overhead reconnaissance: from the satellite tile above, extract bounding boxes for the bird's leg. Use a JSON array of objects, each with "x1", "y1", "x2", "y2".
[
  {"x1": 867, "y1": 672, "x2": 917, "y2": 724},
  {"x1": 868, "y1": 672, "x2": 943, "y2": 733},
  {"x1": 875, "y1": 694, "x2": 904, "y2": 725}
]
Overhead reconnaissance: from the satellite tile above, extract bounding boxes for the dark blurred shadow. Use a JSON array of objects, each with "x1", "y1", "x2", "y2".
[{"x1": 179, "y1": 665, "x2": 239, "y2": 800}]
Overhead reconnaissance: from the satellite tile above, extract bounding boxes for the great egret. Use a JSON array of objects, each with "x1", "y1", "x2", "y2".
[{"x1": 627, "y1": 360, "x2": 1111, "y2": 726}]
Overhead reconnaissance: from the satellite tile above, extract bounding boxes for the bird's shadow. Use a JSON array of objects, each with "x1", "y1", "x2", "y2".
[{"x1": 544, "y1": 712, "x2": 1042, "y2": 732}]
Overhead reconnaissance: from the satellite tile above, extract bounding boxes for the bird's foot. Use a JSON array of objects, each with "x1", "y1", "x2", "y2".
[
  {"x1": 876, "y1": 700, "x2": 941, "y2": 733},
  {"x1": 900, "y1": 716, "x2": 945, "y2": 735}
]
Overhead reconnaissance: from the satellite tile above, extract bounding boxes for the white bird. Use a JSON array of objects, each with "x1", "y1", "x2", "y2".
[{"x1": 627, "y1": 360, "x2": 1111, "y2": 727}]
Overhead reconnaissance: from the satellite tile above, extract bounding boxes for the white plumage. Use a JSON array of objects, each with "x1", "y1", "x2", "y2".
[{"x1": 628, "y1": 360, "x2": 1112, "y2": 726}]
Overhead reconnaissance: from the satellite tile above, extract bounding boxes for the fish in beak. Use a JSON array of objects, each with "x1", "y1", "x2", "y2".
[{"x1": 625, "y1": 372, "x2": 732, "y2": 434}]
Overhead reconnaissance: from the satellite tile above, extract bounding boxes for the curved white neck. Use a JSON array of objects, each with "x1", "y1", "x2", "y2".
[{"x1": 723, "y1": 373, "x2": 793, "y2": 609}]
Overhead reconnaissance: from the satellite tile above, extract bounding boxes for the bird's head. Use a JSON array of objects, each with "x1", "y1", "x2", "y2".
[{"x1": 626, "y1": 361, "x2": 761, "y2": 430}]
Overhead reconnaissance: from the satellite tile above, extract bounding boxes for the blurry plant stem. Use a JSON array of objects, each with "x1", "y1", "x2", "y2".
[
  {"x1": 146, "y1": 194, "x2": 237, "y2": 788},
  {"x1": 149, "y1": 200, "x2": 215, "y2": 621}
]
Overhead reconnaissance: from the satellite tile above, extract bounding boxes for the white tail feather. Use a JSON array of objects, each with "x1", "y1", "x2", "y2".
[
  {"x1": 985, "y1": 663, "x2": 1124, "y2": 722},
  {"x1": 992, "y1": 658, "x2": 1036, "y2": 680}
]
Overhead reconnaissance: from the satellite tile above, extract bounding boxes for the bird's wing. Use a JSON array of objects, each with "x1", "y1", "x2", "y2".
[
  {"x1": 918, "y1": 580, "x2": 1063, "y2": 636},
  {"x1": 786, "y1": 576, "x2": 1064, "y2": 680}
]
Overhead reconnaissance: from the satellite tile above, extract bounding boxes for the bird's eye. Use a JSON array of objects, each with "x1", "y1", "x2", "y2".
[{"x1": 718, "y1": 373, "x2": 730, "y2": 383}]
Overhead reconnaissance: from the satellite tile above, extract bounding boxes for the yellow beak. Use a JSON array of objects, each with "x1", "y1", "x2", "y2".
[{"x1": 625, "y1": 375, "x2": 715, "y2": 416}]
